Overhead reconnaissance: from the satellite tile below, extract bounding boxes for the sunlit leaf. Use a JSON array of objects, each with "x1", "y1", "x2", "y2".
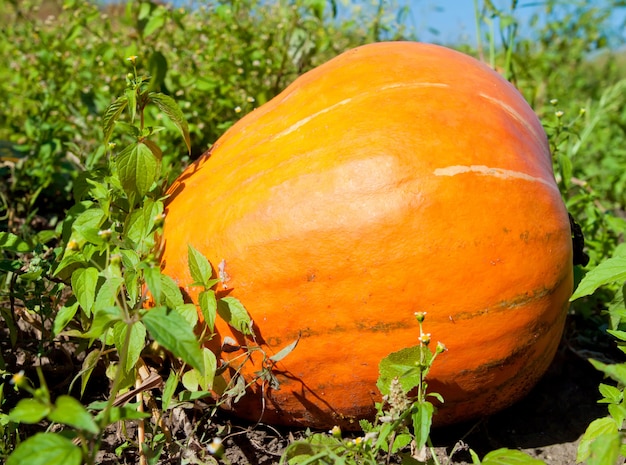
[
  {"x1": 571, "y1": 257, "x2": 626, "y2": 300},
  {"x1": 142, "y1": 306, "x2": 205, "y2": 374},
  {"x1": 48, "y1": 395, "x2": 99, "y2": 435},
  {"x1": 6, "y1": 433, "x2": 81, "y2": 465},
  {"x1": 149, "y1": 92, "x2": 191, "y2": 153},
  {"x1": 102, "y1": 95, "x2": 129, "y2": 145}
]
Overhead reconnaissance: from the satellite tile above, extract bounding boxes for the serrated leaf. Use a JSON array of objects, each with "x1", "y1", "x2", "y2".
[
  {"x1": 377, "y1": 345, "x2": 431, "y2": 395},
  {"x1": 0, "y1": 232, "x2": 32, "y2": 253},
  {"x1": 113, "y1": 321, "x2": 147, "y2": 374},
  {"x1": 48, "y1": 395, "x2": 99, "y2": 435},
  {"x1": 176, "y1": 303, "x2": 199, "y2": 327},
  {"x1": 159, "y1": 273, "x2": 184, "y2": 308},
  {"x1": 115, "y1": 142, "x2": 160, "y2": 198},
  {"x1": 571, "y1": 257, "x2": 626, "y2": 300},
  {"x1": 8, "y1": 398, "x2": 50, "y2": 424},
  {"x1": 577, "y1": 417, "x2": 619, "y2": 463},
  {"x1": 102, "y1": 95, "x2": 129, "y2": 145},
  {"x1": 217, "y1": 297, "x2": 253, "y2": 336},
  {"x1": 481, "y1": 448, "x2": 547, "y2": 465},
  {"x1": 149, "y1": 92, "x2": 191, "y2": 154},
  {"x1": 6, "y1": 433, "x2": 81, "y2": 465},
  {"x1": 188, "y1": 244, "x2": 213, "y2": 288},
  {"x1": 94, "y1": 276, "x2": 124, "y2": 310},
  {"x1": 71, "y1": 267, "x2": 99, "y2": 317},
  {"x1": 142, "y1": 306, "x2": 205, "y2": 374},
  {"x1": 199, "y1": 290, "x2": 217, "y2": 332}
]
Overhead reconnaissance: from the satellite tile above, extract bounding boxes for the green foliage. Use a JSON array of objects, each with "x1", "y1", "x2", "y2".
[{"x1": 1, "y1": 0, "x2": 626, "y2": 463}]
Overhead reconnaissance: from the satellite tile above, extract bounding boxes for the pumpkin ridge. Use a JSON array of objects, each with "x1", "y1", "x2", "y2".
[
  {"x1": 433, "y1": 164, "x2": 559, "y2": 191},
  {"x1": 478, "y1": 92, "x2": 549, "y2": 161}
]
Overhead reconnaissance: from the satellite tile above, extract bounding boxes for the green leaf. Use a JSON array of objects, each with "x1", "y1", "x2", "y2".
[
  {"x1": 377, "y1": 345, "x2": 431, "y2": 395},
  {"x1": 181, "y1": 348, "x2": 217, "y2": 391},
  {"x1": 149, "y1": 92, "x2": 191, "y2": 154},
  {"x1": 217, "y1": 297, "x2": 253, "y2": 336},
  {"x1": 142, "y1": 306, "x2": 205, "y2": 374},
  {"x1": 590, "y1": 359, "x2": 626, "y2": 385},
  {"x1": 9, "y1": 398, "x2": 51, "y2": 423},
  {"x1": 53, "y1": 300, "x2": 79, "y2": 335},
  {"x1": 598, "y1": 383, "x2": 622, "y2": 404},
  {"x1": 269, "y1": 337, "x2": 300, "y2": 363},
  {"x1": 113, "y1": 321, "x2": 147, "y2": 374},
  {"x1": 0, "y1": 232, "x2": 32, "y2": 253},
  {"x1": 143, "y1": 265, "x2": 162, "y2": 306},
  {"x1": 148, "y1": 50, "x2": 168, "y2": 92},
  {"x1": 80, "y1": 349, "x2": 101, "y2": 396},
  {"x1": 577, "y1": 417, "x2": 619, "y2": 463},
  {"x1": 571, "y1": 257, "x2": 626, "y2": 300},
  {"x1": 176, "y1": 303, "x2": 199, "y2": 328},
  {"x1": 481, "y1": 448, "x2": 547, "y2": 465},
  {"x1": 94, "y1": 276, "x2": 124, "y2": 310},
  {"x1": 6, "y1": 433, "x2": 81, "y2": 465},
  {"x1": 159, "y1": 273, "x2": 184, "y2": 308},
  {"x1": 143, "y1": 10, "x2": 166, "y2": 38},
  {"x1": 102, "y1": 95, "x2": 129, "y2": 145},
  {"x1": 188, "y1": 244, "x2": 213, "y2": 288},
  {"x1": 71, "y1": 267, "x2": 99, "y2": 317},
  {"x1": 82, "y1": 305, "x2": 124, "y2": 340},
  {"x1": 587, "y1": 431, "x2": 621, "y2": 465},
  {"x1": 162, "y1": 370, "x2": 178, "y2": 410},
  {"x1": 199, "y1": 290, "x2": 217, "y2": 332},
  {"x1": 115, "y1": 142, "x2": 160, "y2": 198},
  {"x1": 412, "y1": 401, "x2": 434, "y2": 450},
  {"x1": 48, "y1": 395, "x2": 99, "y2": 435}
]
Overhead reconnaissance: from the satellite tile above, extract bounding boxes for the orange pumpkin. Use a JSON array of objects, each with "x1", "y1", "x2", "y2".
[{"x1": 159, "y1": 41, "x2": 573, "y2": 428}]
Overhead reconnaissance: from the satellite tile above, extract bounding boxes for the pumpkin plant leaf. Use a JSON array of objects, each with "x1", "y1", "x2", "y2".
[
  {"x1": 102, "y1": 95, "x2": 129, "y2": 146},
  {"x1": 142, "y1": 306, "x2": 205, "y2": 374},
  {"x1": 571, "y1": 256, "x2": 626, "y2": 300},
  {"x1": 6, "y1": 433, "x2": 82, "y2": 465}
]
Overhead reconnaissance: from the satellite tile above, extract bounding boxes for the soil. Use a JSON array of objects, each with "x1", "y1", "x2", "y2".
[{"x1": 1, "y1": 311, "x2": 621, "y2": 465}]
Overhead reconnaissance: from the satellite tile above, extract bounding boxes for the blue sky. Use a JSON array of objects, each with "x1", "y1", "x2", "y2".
[{"x1": 406, "y1": 1, "x2": 626, "y2": 47}]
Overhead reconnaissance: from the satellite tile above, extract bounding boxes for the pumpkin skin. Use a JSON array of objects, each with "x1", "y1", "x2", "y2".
[{"x1": 159, "y1": 41, "x2": 573, "y2": 429}]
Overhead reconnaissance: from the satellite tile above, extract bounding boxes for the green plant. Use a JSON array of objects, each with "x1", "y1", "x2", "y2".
[
  {"x1": 2, "y1": 54, "x2": 260, "y2": 465},
  {"x1": 571, "y1": 243, "x2": 626, "y2": 465}
]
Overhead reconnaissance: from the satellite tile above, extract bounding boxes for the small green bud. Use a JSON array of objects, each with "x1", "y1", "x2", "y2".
[{"x1": 414, "y1": 311, "x2": 426, "y2": 323}]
